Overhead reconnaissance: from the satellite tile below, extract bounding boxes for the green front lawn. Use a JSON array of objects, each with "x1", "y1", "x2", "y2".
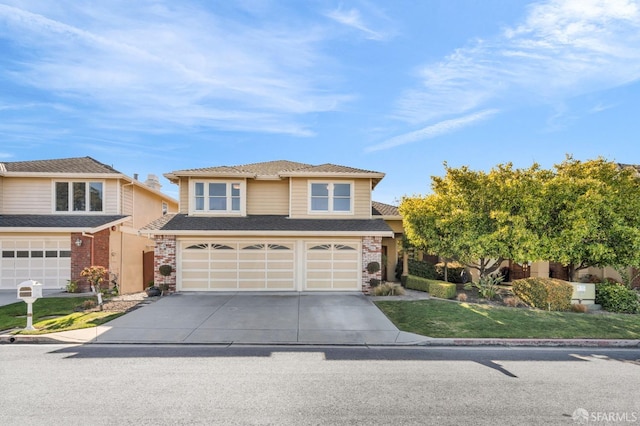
[
  {"x1": 375, "y1": 299, "x2": 640, "y2": 339},
  {"x1": 0, "y1": 297, "x2": 121, "y2": 334}
]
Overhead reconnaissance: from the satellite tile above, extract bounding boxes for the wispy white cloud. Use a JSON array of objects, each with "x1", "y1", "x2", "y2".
[
  {"x1": 0, "y1": 2, "x2": 351, "y2": 137},
  {"x1": 325, "y1": 5, "x2": 389, "y2": 40},
  {"x1": 394, "y1": 0, "x2": 640, "y2": 125},
  {"x1": 367, "y1": 109, "x2": 499, "y2": 152}
]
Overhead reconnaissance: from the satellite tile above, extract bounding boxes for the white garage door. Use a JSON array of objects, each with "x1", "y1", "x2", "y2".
[
  {"x1": 304, "y1": 242, "x2": 361, "y2": 291},
  {"x1": 0, "y1": 238, "x2": 71, "y2": 289},
  {"x1": 179, "y1": 240, "x2": 296, "y2": 291}
]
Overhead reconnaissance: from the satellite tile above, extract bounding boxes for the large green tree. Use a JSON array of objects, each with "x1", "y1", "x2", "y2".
[
  {"x1": 537, "y1": 157, "x2": 640, "y2": 281},
  {"x1": 400, "y1": 158, "x2": 640, "y2": 282},
  {"x1": 400, "y1": 162, "x2": 544, "y2": 278}
]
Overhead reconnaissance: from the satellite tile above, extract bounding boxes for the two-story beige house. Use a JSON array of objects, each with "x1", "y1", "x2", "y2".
[
  {"x1": 141, "y1": 160, "x2": 398, "y2": 293},
  {"x1": 0, "y1": 157, "x2": 178, "y2": 293}
]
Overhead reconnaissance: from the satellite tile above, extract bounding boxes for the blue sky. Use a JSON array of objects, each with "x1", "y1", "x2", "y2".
[{"x1": 1, "y1": 0, "x2": 640, "y2": 204}]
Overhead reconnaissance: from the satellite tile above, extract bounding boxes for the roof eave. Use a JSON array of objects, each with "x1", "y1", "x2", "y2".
[{"x1": 140, "y1": 229, "x2": 394, "y2": 238}]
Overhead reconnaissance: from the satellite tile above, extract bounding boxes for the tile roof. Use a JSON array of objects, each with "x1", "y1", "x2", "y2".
[
  {"x1": 1, "y1": 156, "x2": 121, "y2": 174},
  {"x1": 141, "y1": 214, "x2": 392, "y2": 234},
  {"x1": 165, "y1": 160, "x2": 383, "y2": 179},
  {"x1": 372, "y1": 201, "x2": 400, "y2": 217},
  {"x1": 0, "y1": 215, "x2": 129, "y2": 229}
]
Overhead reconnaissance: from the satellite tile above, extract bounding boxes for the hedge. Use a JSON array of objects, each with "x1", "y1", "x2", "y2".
[
  {"x1": 512, "y1": 277, "x2": 573, "y2": 311},
  {"x1": 405, "y1": 275, "x2": 456, "y2": 299},
  {"x1": 429, "y1": 282, "x2": 457, "y2": 299},
  {"x1": 595, "y1": 282, "x2": 640, "y2": 314}
]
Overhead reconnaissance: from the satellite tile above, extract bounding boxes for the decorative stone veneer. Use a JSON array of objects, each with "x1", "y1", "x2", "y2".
[
  {"x1": 362, "y1": 235, "x2": 382, "y2": 294},
  {"x1": 154, "y1": 235, "x2": 177, "y2": 291}
]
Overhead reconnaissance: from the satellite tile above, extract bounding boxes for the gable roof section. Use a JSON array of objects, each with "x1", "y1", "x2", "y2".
[
  {"x1": 141, "y1": 214, "x2": 393, "y2": 237},
  {"x1": 164, "y1": 160, "x2": 385, "y2": 187},
  {"x1": 372, "y1": 201, "x2": 400, "y2": 218},
  {"x1": 1, "y1": 156, "x2": 121, "y2": 174},
  {"x1": 0, "y1": 215, "x2": 130, "y2": 233}
]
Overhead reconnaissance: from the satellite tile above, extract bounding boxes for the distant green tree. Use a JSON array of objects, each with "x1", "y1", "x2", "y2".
[{"x1": 536, "y1": 157, "x2": 640, "y2": 281}]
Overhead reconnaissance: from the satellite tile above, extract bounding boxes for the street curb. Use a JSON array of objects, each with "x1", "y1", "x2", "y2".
[
  {"x1": 2, "y1": 332, "x2": 639, "y2": 348},
  {"x1": 409, "y1": 338, "x2": 640, "y2": 348}
]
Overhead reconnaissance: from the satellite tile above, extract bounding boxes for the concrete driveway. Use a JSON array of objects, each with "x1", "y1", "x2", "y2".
[{"x1": 94, "y1": 292, "x2": 428, "y2": 345}]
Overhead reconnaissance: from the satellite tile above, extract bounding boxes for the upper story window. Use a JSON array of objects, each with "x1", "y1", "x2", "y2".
[
  {"x1": 162, "y1": 202, "x2": 168, "y2": 216},
  {"x1": 193, "y1": 181, "x2": 243, "y2": 214},
  {"x1": 55, "y1": 181, "x2": 103, "y2": 213},
  {"x1": 310, "y1": 182, "x2": 352, "y2": 213}
]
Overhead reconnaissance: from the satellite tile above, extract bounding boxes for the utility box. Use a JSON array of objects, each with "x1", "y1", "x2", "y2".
[
  {"x1": 570, "y1": 282, "x2": 596, "y2": 305},
  {"x1": 17, "y1": 280, "x2": 43, "y2": 302}
]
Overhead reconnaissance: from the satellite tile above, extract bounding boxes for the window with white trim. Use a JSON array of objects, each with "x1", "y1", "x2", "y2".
[
  {"x1": 55, "y1": 181, "x2": 104, "y2": 212},
  {"x1": 193, "y1": 181, "x2": 242, "y2": 213},
  {"x1": 310, "y1": 182, "x2": 352, "y2": 213}
]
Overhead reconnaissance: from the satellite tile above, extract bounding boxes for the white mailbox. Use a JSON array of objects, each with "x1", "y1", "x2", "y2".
[
  {"x1": 17, "y1": 280, "x2": 43, "y2": 302},
  {"x1": 17, "y1": 280, "x2": 43, "y2": 330}
]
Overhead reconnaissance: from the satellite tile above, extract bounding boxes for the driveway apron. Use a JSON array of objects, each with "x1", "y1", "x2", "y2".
[{"x1": 94, "y1": 292, "x2": 406, "y2": 345}]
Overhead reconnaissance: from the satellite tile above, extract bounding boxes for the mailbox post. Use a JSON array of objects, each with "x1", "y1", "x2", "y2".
[{"x1": 17, "y1": 280, "x2": 43, "y2": 330}]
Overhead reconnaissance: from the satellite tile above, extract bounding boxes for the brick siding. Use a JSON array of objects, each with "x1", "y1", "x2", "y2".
[
  {"x1": 362, "y1": 235, "x2": 382, "y2": 294},
  {"x1": 154, "y1": 235, "x2": 177, "y2": 291},
  {"x1": 70, "y1": 229, "x2": 111, "y2": 292}
]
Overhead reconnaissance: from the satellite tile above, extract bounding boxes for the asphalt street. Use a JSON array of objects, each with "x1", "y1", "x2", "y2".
[{"x1": 2, "y1": 345, "x2": 639, "y2": 425}]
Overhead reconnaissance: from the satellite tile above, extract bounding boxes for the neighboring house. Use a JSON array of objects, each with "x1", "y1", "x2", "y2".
[
  {"x1": 141, "y1": 160, "x2": 397, "y2": 293},
  {"x1": 0, "y1": 157, "x2": 178, "y2": 293}
]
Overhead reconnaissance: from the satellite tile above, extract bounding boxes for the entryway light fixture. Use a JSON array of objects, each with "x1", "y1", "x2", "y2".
[{"x1": 75, "y1": 238, "x2": 83, "y2": 247}]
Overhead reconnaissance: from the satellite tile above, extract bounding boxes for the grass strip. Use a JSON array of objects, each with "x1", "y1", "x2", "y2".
[{"x1": 375, "y1": 299, "x2": 640, "y2": 339}]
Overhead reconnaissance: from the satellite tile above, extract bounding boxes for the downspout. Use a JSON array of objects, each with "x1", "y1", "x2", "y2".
[
  {"x1": 121, "y1": 180, "x2": 135, "y2": 292},
  {"x1": 81, "y1": 232, "x2": 95, "y2": 265},
  {"x1": 81, "y1": 232, "x2": 102, "y2": 307}
]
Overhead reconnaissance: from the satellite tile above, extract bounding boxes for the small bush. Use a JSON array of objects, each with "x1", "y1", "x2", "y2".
[
  {"x1": 435, "y1": 261, "x2": 467, "y2": 284},
  {"x1": 82, "y1": 299, "x2": 97, "y2": 310},
  {"x1": 407, "y1": 259, "x2": 438, "y2": 280},
  {"x1": 595, "y1": 282, "x2": 640, "y2": 314},
  {"x1": 464, "y1": 274, "x2": 504, "y2": 300},
  {"x1": 369, "y1": 278, "x2": 381, "y2": 288},
  {"x1": 429, "y1": 282, "x2": 457, "y2": 299},
  {"x1": 66, "y1": 280, "x2": 78, "y2": 293},
  {"x1": 570, "y1": 304, "x2": 588, "y2": 313},
  {"x1": 372, "y1": 283, "x2": 406, "y2": 296},
  {"x1": 512, "y1": 277, "x2": 573, "y2": 311},
  {"x1": 405, "y1": 275, "x2": 431, "y2": 292},
  {"x1": 503, "y1": 296, "x2": 521, "y2": 308},
  {"x1": 456, "y1": 293, "x2": 468, "y2": 302}
]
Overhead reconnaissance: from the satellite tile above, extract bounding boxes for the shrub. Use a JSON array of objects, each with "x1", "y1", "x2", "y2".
[
  {"x1": 595, "y1": 282, "x2": 640, "y2": 314},
  {"x1": 512, "y1": 277, "x2": 573, "y2": 311},
  {"x1": 429, "y1": 282, "x2": 457, "y2": 299},
  {"x1": 82, "y1": 299, "x2": 97, "y2": 310},
  {"x1": 407, "y1": 260, "x2": 438, "y2": 280},
  {"x1": 369, "y1": 278, "x2": 381, "y2": 288},
  {"x1": 456, "y1": 293, "x2": 468, "y2": 302},
  {"x1": 435, "y1": 261, "x2": 467, "y2": 284},
  {"x1": 366, "y1": 261, "x2": 381, "y2": 275},
  {"x1": 503, "y1": 296, "x2": 521, "y2": 308},
  {"x1": 570, "y1": 304, "x2": 588, "y2": 313},
  {"x1": 372, "y1": 283, "x2": 406, "y2": 296},
  {"x1": 464, "y1": 274, "x2": 504, "y2": 300},
  {"x1": 66, "y1": 280, "x2": 78, "y2": 293},
  {"x1": 405, "y1": 275, "x2": 431, "y2": 292}
]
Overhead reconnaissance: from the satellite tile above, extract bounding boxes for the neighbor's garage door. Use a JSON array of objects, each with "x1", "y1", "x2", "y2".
[
  {"x1": 179, "y1": 240, "x2": 295, "y2": 291},
  {"x1": 304, "y1": 242, "x2": 360, "y2": 291},
  {"x1": 0, "y1": 238, "x2": 71, "y2": 289}
]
